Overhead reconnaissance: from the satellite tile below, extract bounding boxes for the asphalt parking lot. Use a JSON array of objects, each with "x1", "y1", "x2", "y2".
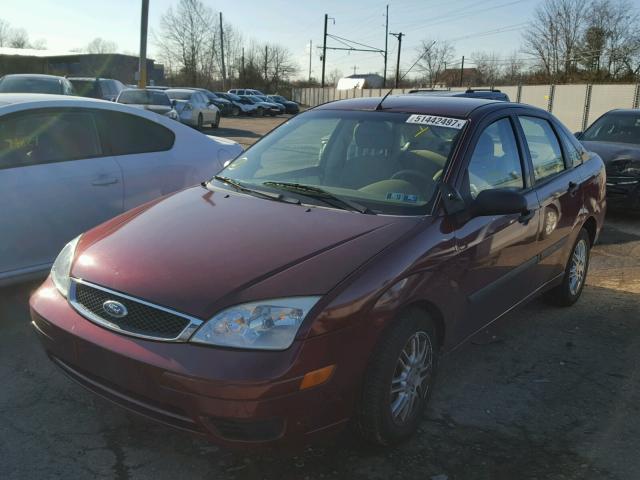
[{"x1": 1, "y1": 116, "x2": 639, "y2": 480}]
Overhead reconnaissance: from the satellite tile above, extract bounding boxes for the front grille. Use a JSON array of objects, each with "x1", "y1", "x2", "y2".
[
  {"x1": 73, "y1": 282, "x2": 191, "y2": 339},
  {"x1": 204, "y1": 417, "x2": 284, "y2": 442}
]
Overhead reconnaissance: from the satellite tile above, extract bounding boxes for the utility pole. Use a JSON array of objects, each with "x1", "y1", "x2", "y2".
[
  {"x1": 352, "y1": 65, "x2": 357, "y2": 75},
  {"x1": 390, "y1": 32, "x2": 404, "y2": 88},
  {"x1": 241, "y1": 47, "x2": 245, "y2": 86},
  {"x1": 137, "y1": 0, "x2": 149, "y2": 88},
  {"x1": 321, "y1": 14, "x2": 328, "y2": 87},
  {"x1": 383, "y1": 4, "x2": 389, "y2": 88},
  {"x1": 308, "y1": 40, "x2": 312, "y2": 82},
  {"x1": 219, "y1": 12, "x2": 226, "y2": 89},
  {"x1": 459, "y1": 55, "x2": 465, "y2": 87},
  {"x1": 264, "y1": 45, "x2": 268, "y2": 88}
]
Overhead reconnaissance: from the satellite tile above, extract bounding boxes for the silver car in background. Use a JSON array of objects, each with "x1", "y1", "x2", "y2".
[
  {"x1": 116, "y1": 88, "x2": 179, "y2": 120},
  {"x1": 0, "y1": 94, "x2": 242, "y2": 286},
  {"x1": 166, "y1": 89, "x2": 220, "y2": 129}
]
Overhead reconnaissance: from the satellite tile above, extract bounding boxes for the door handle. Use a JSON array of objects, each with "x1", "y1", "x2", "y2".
[
  {"x1": 92, "y1": 177, "x2": 119, "y2": 186},
  {"x1": 518, "y1": 209, "x2": 535, "y2": 225},
  {"x1": 568, "y1": 181, "x2": 579, "y2": 196}
]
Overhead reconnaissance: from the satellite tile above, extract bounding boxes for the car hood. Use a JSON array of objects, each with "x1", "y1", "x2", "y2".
[
  {"x1": 582, "y1": 141, "x2": 640, "y2": 176},
  {"x1": 72, "y1": 186, "x2": 420, "y2": 319}
]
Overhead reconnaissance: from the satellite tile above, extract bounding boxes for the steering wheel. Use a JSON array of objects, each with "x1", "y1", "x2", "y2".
[{"x1": 391, "y1": 169, "x2": 433, "y2": 188}]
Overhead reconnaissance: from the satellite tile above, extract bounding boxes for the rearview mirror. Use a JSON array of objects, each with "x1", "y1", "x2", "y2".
[{"x1": 472, "y1": 189, "x2": 528, "y2": 217}]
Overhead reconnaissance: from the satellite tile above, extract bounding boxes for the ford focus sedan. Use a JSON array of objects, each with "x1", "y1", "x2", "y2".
[{"x1": 31, "y1": 95, "x2": 606, "y2": 448}]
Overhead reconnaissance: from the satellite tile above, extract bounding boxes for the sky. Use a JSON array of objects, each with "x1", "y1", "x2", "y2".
[{"x1": 1, "y1": 0, "x2": 545, "y2": 80}]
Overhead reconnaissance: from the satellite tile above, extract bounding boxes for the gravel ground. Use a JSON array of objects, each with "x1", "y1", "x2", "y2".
[{"x1": 1, "y1": 116, "x2": 639, "y2": 479}]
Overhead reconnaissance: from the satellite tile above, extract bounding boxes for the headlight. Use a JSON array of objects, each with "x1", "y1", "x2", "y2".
[
  {"x1": 190, "y1": 297, "x2": 321, "y2": 350},
  {"x1": 51, "y1": 236, "x2": 81, "y2": 297}
]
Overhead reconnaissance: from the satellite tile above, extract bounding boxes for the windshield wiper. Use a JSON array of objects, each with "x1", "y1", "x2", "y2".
[
  {"x1": 207, "y1": 176, "x2": 300, "y2": 204},
  {"x1": 262, "y1": 181, "x2": 374, "y2": 214}
]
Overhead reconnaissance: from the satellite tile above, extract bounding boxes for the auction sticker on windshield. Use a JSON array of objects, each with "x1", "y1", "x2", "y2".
[{"x1": 406, "y1": 114, "x2": 467, "y2": 129}]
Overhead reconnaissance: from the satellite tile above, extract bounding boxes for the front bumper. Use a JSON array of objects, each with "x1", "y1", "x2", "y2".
[
  {"x1": 30, "y1": 278, "x2": 359, "y2": 448},
  {"x1": 606, "y1": 176, "x2": 640, "y2": 210}
]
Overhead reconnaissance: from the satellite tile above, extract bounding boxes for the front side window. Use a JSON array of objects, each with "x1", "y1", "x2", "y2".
[
  {"x1": 97, "y1": 110, "x2": 175, "y2": 156},
  {"x1": 467, "y1": 118, "x2": 524, "y2": 199},
  {"x1": 221, "y1": 110, "x2": 467, "y2": 215},
  {"x1": 518, "y1": 116, "x2": 565, "y2": 182},
  {"x1": 0, "y1": 110, "x2": 101, "y2": 169},
  {"x1": 582, "y1": 112, "x2": 640, "y2": 145}
]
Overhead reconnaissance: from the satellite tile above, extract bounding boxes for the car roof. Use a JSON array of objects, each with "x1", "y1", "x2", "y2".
[
  {"x1": 67, "y1": 77, "x2": 108, "y2": 81},
  {"x1": 1, "y1": 73, "x2": 66, "y2": 80},
  {"x1": 0, "y1": 93, "x2": 172, "y2": 121},
  {"x1": 166, "y1": 88, "x2": 195, "y2": 94},
  {"x1": 314, "y1": 95, "x2": 505, "y2": 117},
  {"x1": 602, "y1": 109, "x2": 640, "y2": 115}
]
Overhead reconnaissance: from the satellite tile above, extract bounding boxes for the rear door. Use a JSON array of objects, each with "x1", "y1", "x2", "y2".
[
  {"x1": 0, "y1": 108, "x2": 123, "y2": 280},
  {"x1": 515, "y1": 114, "x2": 584, "y2": 281},
  {"x1": 452, "y1": 114, "x2": 543, "y2": 337},
  {"x1": 95, "y1": 109, "x2": 193, "y2": 210}
]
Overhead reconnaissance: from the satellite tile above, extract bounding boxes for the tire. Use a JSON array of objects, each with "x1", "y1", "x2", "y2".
[
  {"x1": 232, "y1": 106, "x2": 240, "y2": 117},
  {"x1": 212, "y1": 113, "x2": 220, "y2": 129},
  {"x1": 257, "y1": 107, "x2": 264, "y2": 117},
  {"x1": 196, "y1": 113, "x2": 203, "y2": 130},
  {"x1": 545, "y1": 228, "x2": 591, "y2": 306},
  {"x1": 356, "y1": 309, "x2": 438, "y2": 446}
]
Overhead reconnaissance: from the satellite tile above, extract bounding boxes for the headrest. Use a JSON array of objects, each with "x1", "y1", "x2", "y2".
[
  {"x1": 474, "y1": 132, "x2": 494, "y2": 160},
  {"x1": 354, "y1": 121, "x2": 393, "y2": 150}
]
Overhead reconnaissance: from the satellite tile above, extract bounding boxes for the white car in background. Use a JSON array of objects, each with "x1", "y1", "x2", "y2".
[
  {"x1": 166, "y1": 89, "x2": 220, "y2": 129},
  {"x1": 0, "y1": 94, "x2": 243, "y2": 286}
]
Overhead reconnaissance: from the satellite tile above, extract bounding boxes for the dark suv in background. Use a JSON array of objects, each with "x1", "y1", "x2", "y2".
[
  {"x1": 409, "y1": 88, "x2": 510, "y2": 102},
  {"x1": 68, "y1": 77, "x2": 125, "y2": 101}
]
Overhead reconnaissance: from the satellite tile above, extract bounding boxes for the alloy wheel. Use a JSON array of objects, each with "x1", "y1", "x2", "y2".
[
  {"x1": 569, "y1": 238, "x2": 587, "y2": 295},
  {"x1": 390, "y1": 331, "x2": 433, "y2": 425}
]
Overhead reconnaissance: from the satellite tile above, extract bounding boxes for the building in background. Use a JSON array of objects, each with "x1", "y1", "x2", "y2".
[
  {"x1": 336, "y1": 73, "x2": 385, "y2": 90},
  {"x1": 0, "y1": 48, "x2": 164, "y2": 85}
]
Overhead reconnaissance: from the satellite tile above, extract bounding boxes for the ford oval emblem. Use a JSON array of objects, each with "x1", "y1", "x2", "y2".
[{"x1": 102, "y1": 300, "x2": 128, "y2": 319}]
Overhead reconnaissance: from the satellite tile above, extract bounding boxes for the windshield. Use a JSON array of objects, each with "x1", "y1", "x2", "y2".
[
  {"x1": 582, "y1": 112, "x2": 640, "y2": 145},
  {"x1": 218, "y1": 110, "x2": 466, "y2": 215},
  {"x1": 166, "y1": 91, "x2": 192, "y2": 101},
  {"x1": 70, "y1": 80, "x2": 98, "y2": 97},
  {"x1": 0, "y1": 76, "x2": 62, "y2": 94},
  {"x1": 222, "y1": 92, "x2": 240, "y2": 101},
  {"x1": 118, "y1": 90, "x2": 171, "y2": 106}
]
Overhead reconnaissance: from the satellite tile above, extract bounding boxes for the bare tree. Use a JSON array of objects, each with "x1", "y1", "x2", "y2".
[
  {"x1": 327, "y1": 68, "x2": 343, "y2": 86},
  {"x1": 472, "y1": 51, "x2": 502, "y2": 85},
  {"x1": 8, "y1": 27, "x2": 29, "y2": 48},
  {"x1": 523, "y1": 0, "x2": 589, "y2": 80},
  {"x1": 267, "y1": 44, "x2": 298, "y2": 91},
  {"x1": 504, "y1": 51, "x2": 524, "y2": 83},
  {"x1": 416, "y1": 39, "x2": 455, "y2": 87},
  {"x1": 0, "y1": 19, "x2": 11, "y2": 47},
  {"x1": 85, "y1": 37, "x2": 118, "y2": 54},
  {"x1": 154, "y1": 0, "x2": 215, "y2": 85}
]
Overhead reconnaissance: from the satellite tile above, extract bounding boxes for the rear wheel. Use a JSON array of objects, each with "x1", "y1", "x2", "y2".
[
  {"x1": 196, "y1": 113, "x2": 203, "y2": 130},
  {"x1": 545, "y1": 228, "x2": 590, "y2": 306},
  {"x1": 356, "y1": 309, "x2": 438, "y2": 445},
  {"x1": 257, "y1": 107, "x2": 264, "y2": 117},
  {"x1": 212, "y1": 113, "x2": 220, "y2": 128}
]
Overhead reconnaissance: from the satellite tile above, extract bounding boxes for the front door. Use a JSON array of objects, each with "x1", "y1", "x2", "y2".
[
  {"x1": 0, "y1": 108, "x2": 123, "y2": 280},
  {"x1": 452, "y1": 116, "x2": 542, "y2": 340}
]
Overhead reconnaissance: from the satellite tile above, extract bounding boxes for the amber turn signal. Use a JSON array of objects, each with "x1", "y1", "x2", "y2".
[{"x1": 300, "y1": 365, "x2": 335, "y2": 390}]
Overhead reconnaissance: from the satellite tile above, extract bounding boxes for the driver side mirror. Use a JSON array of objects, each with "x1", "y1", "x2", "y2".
[
  {"x1": 171, "y1": 99, "x2": 177, "y2": 108},
  {"x1": 573, "y1": 131, "x2": 583, "y2": 139}
]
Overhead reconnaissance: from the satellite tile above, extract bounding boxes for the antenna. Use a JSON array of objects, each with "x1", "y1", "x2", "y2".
[{"x1": 375, "y1": 88, "x2": 393, "y2": 111}]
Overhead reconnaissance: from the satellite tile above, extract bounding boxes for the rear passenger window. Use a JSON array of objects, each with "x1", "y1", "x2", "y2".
[
  {"x1": 518, "y1": 116, "x2": 565, "y2": 181},
  {"x1": 0, "y1": 110, "x2": 101, "y2": 169},
  {"x1": 99, "y1": 111, "x2": 175, "y2": 155},
  {"x1": 467, "y1": 118, "x2": 524, "y2": 199}
]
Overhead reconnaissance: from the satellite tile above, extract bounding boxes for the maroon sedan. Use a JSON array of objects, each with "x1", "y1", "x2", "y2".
[{"x1": 31, "y1": 95, "x2": 606, "y2": 448}]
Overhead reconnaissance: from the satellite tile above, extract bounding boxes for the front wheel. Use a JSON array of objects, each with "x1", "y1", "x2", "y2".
[
  {"x1": 196, "y1": 113, "x2": 203, "y2": 130},
  {"x1": 232, "y1": 106, "x2": 240, "y2": 116},
  {"x1": 356, "y1": 309, "x2": 438, "y2": 445},
  {"x1": 545, "y1": 228, "x2": 591, "y2": 306},
  {"x1": 212, "y1": 113, "x2": 220, "y2": 128}
]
